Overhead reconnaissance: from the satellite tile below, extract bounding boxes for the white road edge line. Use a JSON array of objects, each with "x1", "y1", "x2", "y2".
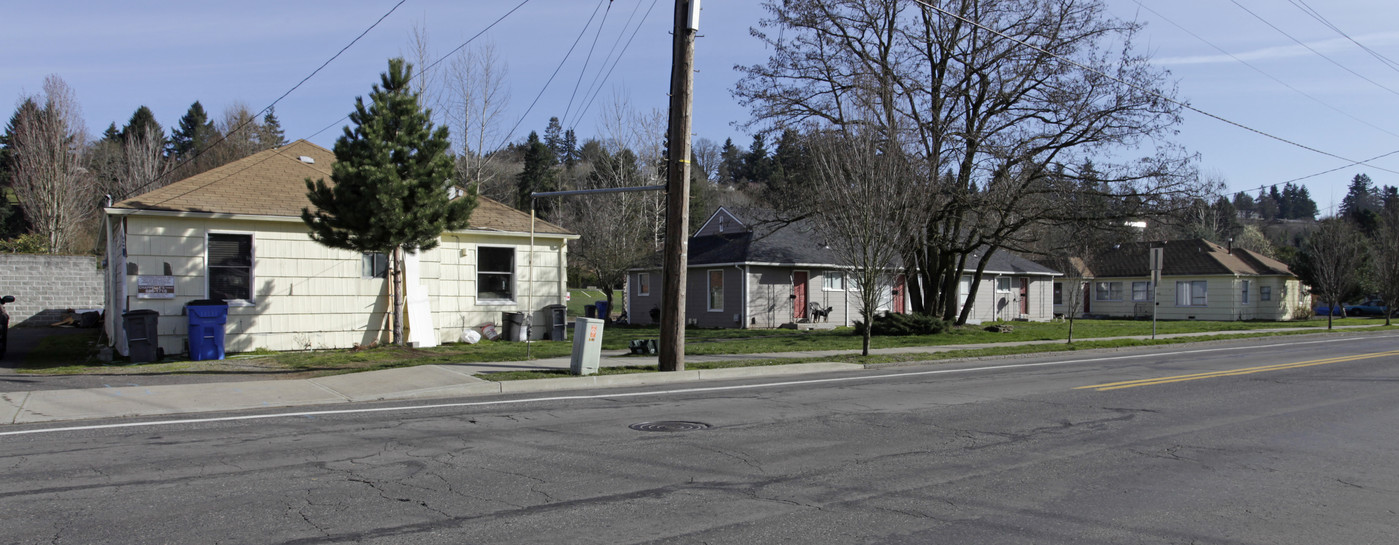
[{"x1": 2, "y1": 333, "x2": 1391, "y2": 437}]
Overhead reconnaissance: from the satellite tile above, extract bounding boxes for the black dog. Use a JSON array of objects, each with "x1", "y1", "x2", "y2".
[{"x1": 808, "y1": 304, "x2": 834, "y2": 322}]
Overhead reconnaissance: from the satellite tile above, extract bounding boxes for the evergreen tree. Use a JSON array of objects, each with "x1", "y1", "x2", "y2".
[
  {"x1": 1232, "y1": 191, "x2": 1255, "y2": 219},
  {"x1": 122, "y1": 106, "x2": 164, "y2": 146},
  {"x1": 258, "y1": 106, "x2": 286, "y2": 149},
  {"x1": 1340, "y1": 173, "x2": 1380, "y2": 227},
  {"x1": 1282, "y1": 182, "x2": 1317, "y2": 220},
  {"x1": 542, "y1": 117, "x2": 564, "y2": 164},
  {"x1": 168, "y1": 101, "x2": 216, "y2": 160},
  {"x1": 0, "y1": 100, "x2": 39, "y2": 238},
  {"x1": 102, "y1": 122, "x2": 121, "y2": 142},
  {"x1": 1257, "y1": 188, "x2": 1279, "y2": 220},
  {"x1": 560, "y1": 128, "x2": 578, "y2": 168},
  {"x1": 303, "y1": 58, "x2": 475, "y2": 345},
  {"x1": 742, "y1": 134, "x2": 774, "y2": 183},
  {"x1": 516, "y1": 131, "x2": 557, "y2": 213},
  {"x1": 717, "y1": 137, "x2": 742, "y2": 184}
]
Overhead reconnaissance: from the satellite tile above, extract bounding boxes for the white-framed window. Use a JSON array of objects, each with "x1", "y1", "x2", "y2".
[
  {"x1": 1053, "y1": 282, "x2": 1063, "y2": 305},
  {"x1": 477, "y1": 246, "x2": 515, "y2": 302},
  {"x1": 1095, "y1": 281, "x2": 1123, "y2": 301},
  {"x1": 362, "y1": 252, "x2": 388, "y2": 279},
  {"x1": 708, "y1": 269, "x2": 724, "y2": 311},
  {"x1": 824, "y1": 271, "x2": 845, "y2": 291},
  {"x1": 207, "y1": 232, "x2": 253, "y2": 303},
  {"x1": 996, "y1": 277, "x2": 1012, "y2": 292},
  {"x1": 637, "y1": 272, "x2": 650, "y2": 296},
  {"x1": 1261, "y1": 286, "x2": 1272, "y2": 301},
  {"x1": 1241, "y1": 280, "x2": 1251, "y2": 304},
  {"x1": 1132, "y1": 281, "x2": 1151, "y2": 302},
  {"x1": 1176, "y1": 280, "x2": 1208, "y2": 307}
]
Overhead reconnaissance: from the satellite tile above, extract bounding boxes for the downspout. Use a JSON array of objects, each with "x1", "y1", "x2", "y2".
[{"x1": 736, "y1": 264, "x2": 746, "y2": 329}]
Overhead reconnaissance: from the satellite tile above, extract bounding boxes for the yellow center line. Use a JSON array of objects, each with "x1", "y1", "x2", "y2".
[{"x1": 1076, "y1": 349, "x2": 1399, "y2": 391}]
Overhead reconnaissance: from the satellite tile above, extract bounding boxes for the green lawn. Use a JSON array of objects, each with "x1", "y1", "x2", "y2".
[{"x1": 12, "y1": 316, "x2": 1389, "y2": 377}]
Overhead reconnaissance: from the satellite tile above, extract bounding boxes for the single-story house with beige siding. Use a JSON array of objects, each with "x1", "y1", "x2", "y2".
[
  {"x1": 626, "y1": 207, "x2": 1058, "y2": 328},
  {"x1": 1053, "y1": 239, "x2": 1307, "y2": 321},
  {"x1": 104, "y1": 140, "x2": 576, "y2": 357},
  {"x1": 952, "y1": 250, "x2": 1061, "y2": 324}
]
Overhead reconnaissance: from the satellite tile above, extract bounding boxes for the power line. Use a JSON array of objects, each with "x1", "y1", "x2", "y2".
[
  {"x1": 497, "y1": 0, "x2": 611, "y2": 151},
  {"x1": 570, "y1": 0, "x2": 664, "y2": 133},
  {"x1": 561, "y1": 0, "x2": 616, "y2": 126},
  {"x1": 1287, "y1": 0, "x2": 1399, "y2": 73},
  {"x1": 1129, "y1": 0, "x2": 1399, "y2": 141},
  {"x1": 1227, "y1": 0, "x2": 1399, "y2": 99},
  {"x1": 145, "y1": 0, "x2": 533, "y2": 208},
  {"x1": 118, "y1": 0, "x2": 408, "y2": 201},
  {"x1": 907, "y1": 0, "x2": 1399, "y2": 177},
  {"x1": 306, "y1": 0, "x2": 533, "y2": 142}
]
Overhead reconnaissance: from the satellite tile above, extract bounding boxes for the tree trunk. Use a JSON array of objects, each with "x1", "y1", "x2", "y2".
[{"x1": 393, "y1": 246, "x2": 405, "y2": 346}]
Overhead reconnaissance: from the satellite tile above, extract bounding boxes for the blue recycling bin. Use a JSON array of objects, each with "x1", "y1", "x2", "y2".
[
  {"x1": 186, "y1": 300, "x2": 229, "y2": 360},
  {"x1": 594, "y1": 300, "x2": 610, "y2": 321}
]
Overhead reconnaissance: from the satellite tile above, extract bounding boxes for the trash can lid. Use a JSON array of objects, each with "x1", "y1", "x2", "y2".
[
  {"x1": 186, "y1": 299, "x2": 228, "y2": 307},
  {"x1": 123, "y1": 309, "x2": 159, "y2": 317}
]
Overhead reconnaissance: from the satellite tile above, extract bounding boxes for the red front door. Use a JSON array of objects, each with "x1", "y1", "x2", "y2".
[
  {"x1": 893, "y1": 274, "x2": 906, "y2": 314},
  {"x1": 793, "y1": 271, "x2": 808, "y2": 320},
  {"x1": 1083, "y1": 282, "x2": 1091, "y2": 314},
  {"x1": 1019, "y1": 278, "x2": 1029, "y2": 315}
]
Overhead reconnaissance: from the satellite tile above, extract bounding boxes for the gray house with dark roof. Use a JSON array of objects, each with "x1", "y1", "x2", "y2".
[{"x1": 626, "y1": 207, "x2": 1060, "y2": 328}]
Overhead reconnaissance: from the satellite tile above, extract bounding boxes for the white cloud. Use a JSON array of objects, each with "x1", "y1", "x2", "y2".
[{"x1": 1157, "y1": 31, "x2": 1399, "y2": 66}]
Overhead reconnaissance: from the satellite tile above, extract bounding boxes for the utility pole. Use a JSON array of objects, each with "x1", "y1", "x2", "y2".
[{"x1": 660, "y1": 0, "x2": 699, "y2": 372}]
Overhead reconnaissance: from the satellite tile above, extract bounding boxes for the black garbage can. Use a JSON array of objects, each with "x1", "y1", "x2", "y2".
[
  {"x1": 545, "y1": 304, "x2": 568, "y2": 341},
  {"x1": 503, "y1": 312, "x2": 526, "y2": 342},
  {"x1": 584, "y1": 304, "x2": 597, "y2": 318},
  {"x1": 186, "y1": 300, "x2": 229, "y2": 361},
  {"x1": 123, "y1": 309, "x2": 160, "y2": 363}
]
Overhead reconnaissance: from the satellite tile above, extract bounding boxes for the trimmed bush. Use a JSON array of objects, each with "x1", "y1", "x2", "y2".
[{"x1": 853, "y1": 313, "x2": 950, "y2": 336}]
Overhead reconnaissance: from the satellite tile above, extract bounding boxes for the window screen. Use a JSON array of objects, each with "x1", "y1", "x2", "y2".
[{"x1": 208, "y1": 233, "x2": 252, "y2": 301}]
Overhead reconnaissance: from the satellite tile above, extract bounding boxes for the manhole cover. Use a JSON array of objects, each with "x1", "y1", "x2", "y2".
[{"x1": 629, "y1": 421, "x2": 712, "y2": 432}]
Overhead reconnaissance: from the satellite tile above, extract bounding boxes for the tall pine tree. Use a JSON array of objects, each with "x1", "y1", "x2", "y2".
[
  {"x1": 303, "y1": 58, "x2": 475, "y2": 345},
  {"x1": 168, "y1": 101, "x2": 216, "y2": 160},
  {"x1": 517, "y1": 131, "x2": 557, "y2": 214}
]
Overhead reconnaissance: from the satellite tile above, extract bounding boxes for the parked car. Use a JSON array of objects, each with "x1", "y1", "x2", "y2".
[
  {"x1": 0, "y1": 295, "x2": 12, "y2": 360},
  {"x1": 1345, "y1": 297, "x2": 1395, "y2": 317},
  {"x1": 1314, "y1": 301, "x2": 1347, "y2": 316}
]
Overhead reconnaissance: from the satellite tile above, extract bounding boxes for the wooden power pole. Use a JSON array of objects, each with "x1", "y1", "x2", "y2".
[{"x1": 660, "y1": 0, "x2": 699, "y2": 372}]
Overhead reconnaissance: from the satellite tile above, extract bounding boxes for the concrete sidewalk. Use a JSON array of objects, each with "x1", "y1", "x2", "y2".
[{"x1": 1, "y1": 326, "x2": 1384, "y2": 425}]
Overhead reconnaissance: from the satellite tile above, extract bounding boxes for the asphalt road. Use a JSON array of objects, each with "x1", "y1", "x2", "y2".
[{"x1": 2, "y1": 334, "x2": 1398, "y2": 544}]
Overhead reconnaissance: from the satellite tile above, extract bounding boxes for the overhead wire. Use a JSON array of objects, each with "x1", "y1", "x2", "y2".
[
  {"x1": 1227, "y1": 0, "x2": 1399, "y2": 99},
  {"x1": 145, "y1": 0, "x2": 533, "y2": 207},
  {"x1": 1129, "y1": 0, "x2": 1399, "y2": 141},
  {"x1": 496, "y1": 0, "x2": 611, "y2": 151},
  {"x1": 117, "y1": 0, "x2": 409, "y2": 202},
  {"x1": 1287, "y1": 0, "x2": 1399, "y2": 73},
  {"x1": 906, "y1": 0, "x2": 1399, "y2": 177},
  {"x1": 570, "y1": 0, "x2": 664, "y2": 134},
  {"x1": 561, "y1": 0, "x2": 616, "y2": 127}
]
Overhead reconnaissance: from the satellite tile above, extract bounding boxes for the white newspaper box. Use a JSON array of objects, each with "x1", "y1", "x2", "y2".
[{"x1": 570, "y1": 318, "x2": 605, "y2": 375}]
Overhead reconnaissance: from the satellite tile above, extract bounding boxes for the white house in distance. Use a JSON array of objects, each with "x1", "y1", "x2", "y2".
[
  {"x1": 625, "y1": 207, "x2": 1059, "y2": 328},
  {"x1": 104, "y1": 140, "x2": 577, "y2": 357},
  {"x1": 1054, "y1": 239, "x2": 1308, "y2": 321}
]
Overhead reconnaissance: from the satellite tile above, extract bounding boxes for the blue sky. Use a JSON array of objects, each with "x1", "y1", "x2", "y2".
[{"x1": 4, "y1": 1, "x2": 1398, "y2": 214}]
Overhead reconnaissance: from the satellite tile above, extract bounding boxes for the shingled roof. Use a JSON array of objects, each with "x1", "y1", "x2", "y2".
[
  {"x1": 111, "y1": 140, "x2": 572, "y2": 236},
  {"x1": 1090, "y1": 239, "x2": 1294, "y2": 278},
  {"x1": 680, "y1": 207, "x2": 1057, "y2": 275}
]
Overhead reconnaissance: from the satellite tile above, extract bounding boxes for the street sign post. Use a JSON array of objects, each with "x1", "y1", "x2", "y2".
[{"x1": 1149, "y1": 247, "x2": 1163, "y2": 339}]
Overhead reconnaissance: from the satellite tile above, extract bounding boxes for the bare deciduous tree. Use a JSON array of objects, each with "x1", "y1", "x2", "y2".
[
  {"x1": 120, "y1": 122, "x2": 169, "y2": 200},
  {"x1": 807, "y1": 127, "x2": 927, "y2": 355},
  {"x1": 1298, "y1": 219, "x2": 1366, "y2": 330},
  {"x1": 445, "y1": 42, "x2": 510, "y2": 195},
  {"x1": 738, "y1": 0, "x2": 1200, "y2": 325},
  {"x1": 9, "y1": 75, "x2": 94, "y2": 253},
  {"x1": 1371, "y1": 211, "x2": 1399, "y2": 327}
]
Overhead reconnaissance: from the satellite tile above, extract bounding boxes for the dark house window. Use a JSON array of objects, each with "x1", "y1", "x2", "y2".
[
  {"x1": 478, "y1": 247, "x2": 515, "y2": 301},
  {"x1": 208, "y1": 233, "x2": 252, "y2": 302},
  {"x1": 362, "y1": 252, "x2": 388, "y2": 278}
]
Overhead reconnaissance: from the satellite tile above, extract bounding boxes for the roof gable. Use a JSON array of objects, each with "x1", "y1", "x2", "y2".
[
  {"x1": 112, "y1": 140, "x2": 571, "y2": 235},
  {"x1": 1091, "y1": 239, "x2": 1295, "y2": 278}
]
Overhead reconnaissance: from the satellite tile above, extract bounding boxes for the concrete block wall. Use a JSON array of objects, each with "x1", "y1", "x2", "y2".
[{"x1": 0, "y1": 254, "x2": 105, "y2": 327}]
